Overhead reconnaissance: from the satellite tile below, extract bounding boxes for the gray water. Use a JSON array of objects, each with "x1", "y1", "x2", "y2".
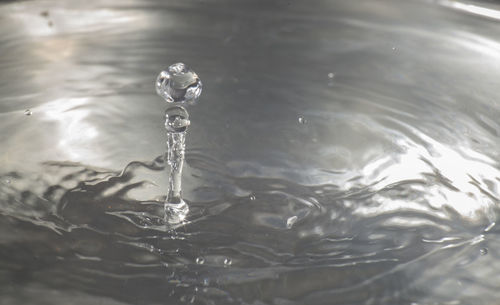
[{"x1": 1, "y1": 0, "x2": 500, "y2": 304}]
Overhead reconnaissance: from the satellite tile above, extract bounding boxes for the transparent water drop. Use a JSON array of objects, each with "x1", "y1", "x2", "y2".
[
  {"x1": 165, "y1": 106, "x2": 190, "y2": 133},
  {"x1": 223, "y1": 257, "x2": 232, "y2": 266},
  {"x1": 298, "y1": 116, "x2": 307, "y2": 124},
  {"x1": 286, "y1": 216, "x2": 298, "y2": 229},
  {"x1": 249, "y1": 195, "x2": 256, "y2": 201},
  {"x1": 24, "y1": 109, "x2": 32, "y2": 116},
  {"x1": 480, "y1": 248, "x2": 488, "y2": 255},
  {"x1": 195, "y1": 257, "x2": 205, "y2": 265},
  {"x1": 156, "y1": 63, "x2": 202, "y2": 104}
]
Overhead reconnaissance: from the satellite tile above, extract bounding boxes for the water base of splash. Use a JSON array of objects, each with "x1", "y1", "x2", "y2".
[{"x1": 164, "y1": 200, "x2": 189, "y2": 225}]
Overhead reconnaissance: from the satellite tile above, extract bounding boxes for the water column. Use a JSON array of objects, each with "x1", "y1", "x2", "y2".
[{"x1": 155, "y1": 63, "x2": 202, "y2": 224}]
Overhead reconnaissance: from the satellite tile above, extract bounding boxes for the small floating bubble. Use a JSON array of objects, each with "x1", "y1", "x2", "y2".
[
  {"x1": 24, "y1": 109, "x2": 32, "y2": 116},
  {"x1": 480, "y1": 248, "x2": 488, "y2": 255},
  {"x1": 223, "y1": 257, "x2": 232, "y2": 266},
  {"x1": 298, "y1": 116, "x2": 307, "y2": 124},
  {"x1": 249, "y1": 194, "x2": 256, "y2": 201},
  {"x1": 286, "y1": 216, "x2": 298, "y2": 229},
  {"x1": 327, "y1": 72, "x2": 335, "y2": 79},
  {"x1": 195, "y1": 257, "x2": 205, "y2": 265},
  {"x1": 5, "y1": 179, "x2": 11, "y2": 184}
]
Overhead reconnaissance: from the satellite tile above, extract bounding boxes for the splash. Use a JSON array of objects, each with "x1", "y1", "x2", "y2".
[{"x1": 156, "y1": 63, "x2": 202, "y2": 224}]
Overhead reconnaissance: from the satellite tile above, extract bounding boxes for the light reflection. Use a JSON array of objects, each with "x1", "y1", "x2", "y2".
[
  {"x1": 355, "y1": 123, "x2": 500, "y2": 220},
  {"x1": 447, "y1": 30, "x2": 500, "y2": 59},
  {"x1": 440, "y1": 0, "x2": 500, "y2": 21},
  {"x1": 8, "y1": 5, "x2": 148, "y2": 37},
  {"x1": 38, "y1": 97, "x2": 100, "y2": 161}
]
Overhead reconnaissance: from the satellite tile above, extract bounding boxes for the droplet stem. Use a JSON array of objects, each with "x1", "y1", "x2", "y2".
[
  {"x1": 163, "y1": 106, "x2": 190, "y2": 224},
  {"x1": 166, "y1": 131, "x2": 185, "y2": 204}
]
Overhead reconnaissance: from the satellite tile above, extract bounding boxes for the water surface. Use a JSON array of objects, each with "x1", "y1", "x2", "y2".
[{"x1": 1, "y1": 0, "x2": 500, "y2": 304}]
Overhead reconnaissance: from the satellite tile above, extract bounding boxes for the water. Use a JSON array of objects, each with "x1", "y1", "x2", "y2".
[
  {"x1": 1, "y1": 0, "x2": 500, "y2": 304},
  {"x1": 156, "y1": 63, "x2": 202, "y2": 105}
]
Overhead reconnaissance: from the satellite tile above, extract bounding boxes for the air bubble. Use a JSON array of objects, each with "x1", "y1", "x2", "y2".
[
  {"x1": 327, "y1": 72, "x2": 335, "y2": 79},
  {"x1": 298, "y1": 116, "x2": 307, "y2": 124},
  {"x1": 480, "y1": 248, "x2": 488, "y2": 255},
  {"x1": 223, "y1": 257, "x2": 232, "y2": 266},
  {"x1": 24, "y1": 109, "x2": 32, "y2": 116},
  {"x1": 249, "y1": 195, "x2": 256, "y2": 201}
]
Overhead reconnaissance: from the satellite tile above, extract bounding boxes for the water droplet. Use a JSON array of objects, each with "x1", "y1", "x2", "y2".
[
  {"x1": 480, "y1": 248, "x2": 488, "y2": 255},
  {"x1": 165, "y1": 106, "x2": 190, "y2": 133},
  {"x1": 392, "y1": 46, "x2": 397, "y2": 51},
  {"x1": 327, "y1": 72, "x2": 335, "y2": 79},
  {"x1": 5, "y1": 179, "x2": 11, "y2": 184},
  {"x1": 195, "y1": 257, "x2": 205, "y2": 265},
  {"x1": 223, "y1": 257, "x2": 232, "y2": 266},
  {"x1": 249, "y1": 195, "x2": 256, "y2": 201},
  {"x1": 24, "y1": 109, "x2": 32, "y2": 116},
  {"x1": 156, "y1": 63, "x2": 202, "y2": 104},
  {"x1": 298, "y1": 116, "x2": 307, "y2": 124},
  {"x1": 286, "y1": 216, "x2": 298, "y2": 229}
]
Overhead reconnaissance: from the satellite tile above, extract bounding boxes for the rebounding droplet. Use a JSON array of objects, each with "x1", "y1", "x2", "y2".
[{"x1": 156, "y1": 63, "x2": 202, "y2": 104}]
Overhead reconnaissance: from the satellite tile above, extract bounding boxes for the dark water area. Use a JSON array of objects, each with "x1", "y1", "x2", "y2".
[{"x1": 1, "y1": 0, "x2": 500, "y2": 304}]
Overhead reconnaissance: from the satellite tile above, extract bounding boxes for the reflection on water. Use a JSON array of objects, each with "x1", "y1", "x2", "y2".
[{"x1": 1, "y1": 0, "x2": 500, "y2": 304}]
